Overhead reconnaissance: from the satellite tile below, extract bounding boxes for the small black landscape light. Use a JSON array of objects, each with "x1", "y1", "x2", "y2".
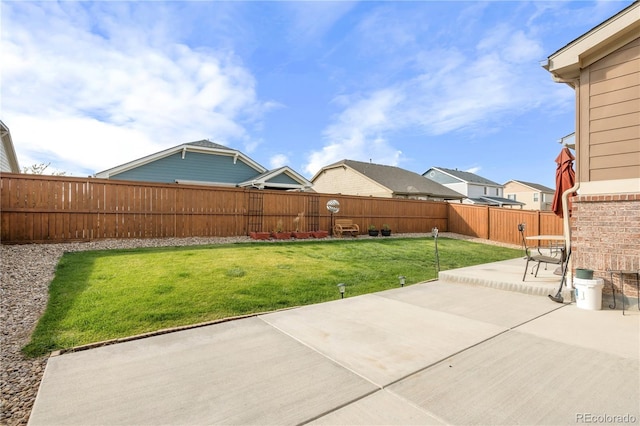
[
  {"x1": 337, "y1": 283, "x2": 346, "y2": 299},
  {"x1": 398, "y1": 275, "x2": 406, "y2": 287}
]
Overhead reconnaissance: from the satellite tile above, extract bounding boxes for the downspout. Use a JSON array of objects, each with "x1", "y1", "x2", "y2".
[
  {"x1": 561, "y1": 163, "x2": 579, "y2": 290},
  {"x1": 561, "y1": 178, "x2": 579, "y2": 253},
  {"x1": 558, "y1": 76, "x2": 581, "y2": 287}
]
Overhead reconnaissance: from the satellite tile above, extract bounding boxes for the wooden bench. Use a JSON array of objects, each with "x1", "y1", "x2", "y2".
[{"x1": 334, "y1": 219, "x2": 360, "y2": 237}]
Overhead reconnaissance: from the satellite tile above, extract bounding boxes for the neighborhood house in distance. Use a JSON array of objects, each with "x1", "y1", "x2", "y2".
[
  {"x1": 503, "y1": 180, "x2": 555, "y2": 211},
  {"x1": 94, "y1": 140, "x2": 313, "y2": 191},
  {"x1": 93, "y1": 143, "x2": 557, "y2": 210},
  {"x1": 423, "y1": 167, "x2": 524, "y2": 208},
  {"x1": 4, "y1": 126, "x2": 558, "y2": 211},
  {"x1": 310, "y1": 159, "x2": 464, "y2": 201}
]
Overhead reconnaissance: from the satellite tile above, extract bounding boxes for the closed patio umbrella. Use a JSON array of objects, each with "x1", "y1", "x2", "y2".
[{"x1": 552, "y1": 147, "x2": 576, "y2": 218}]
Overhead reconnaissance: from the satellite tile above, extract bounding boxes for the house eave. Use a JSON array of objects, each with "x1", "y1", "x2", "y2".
[
  {"x1": 239, "y1": 166, "x2": 313, "y2": 190},
  {"x1": 544, "y1": 2, "x2": 640, "y2": 81},
  {"x1": 95, "y1": 143, "x2": 266, "y2": 178}
]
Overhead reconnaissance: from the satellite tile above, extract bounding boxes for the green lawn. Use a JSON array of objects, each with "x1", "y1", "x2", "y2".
[{"x1": 23, "y1": 237, "x2": 521, "y2": 357}]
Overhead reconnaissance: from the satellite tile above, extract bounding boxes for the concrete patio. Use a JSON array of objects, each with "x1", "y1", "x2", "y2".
[{"x1": 28, "y1": 257, "x2": 639, "y2": 425}]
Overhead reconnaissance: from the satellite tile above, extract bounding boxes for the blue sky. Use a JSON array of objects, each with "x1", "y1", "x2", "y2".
[{"x1": 1, "y1": 1, "x2": 633, "y2": 187}]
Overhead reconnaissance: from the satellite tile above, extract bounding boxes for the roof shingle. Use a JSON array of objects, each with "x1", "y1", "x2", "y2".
[{"x1": 333, "y1": 160, "x2": 464, "y2": 199}]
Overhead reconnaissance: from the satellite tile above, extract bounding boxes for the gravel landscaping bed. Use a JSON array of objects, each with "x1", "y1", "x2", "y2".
[{"x1": 0, "y1": 233, "x2": 517, "y2": 425}]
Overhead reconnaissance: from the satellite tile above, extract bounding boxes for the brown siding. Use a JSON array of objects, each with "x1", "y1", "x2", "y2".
[{"x1": 581, "y1": 37, "x2": 640, "y2": 182}]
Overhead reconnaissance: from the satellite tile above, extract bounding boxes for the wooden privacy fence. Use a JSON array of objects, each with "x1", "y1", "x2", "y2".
[
  {"x1": 448, "y1": 204, "x2": 564, "y2": 246},
  {"x1": 1, "y1": 173, "x2": 562, "y2": 245}
]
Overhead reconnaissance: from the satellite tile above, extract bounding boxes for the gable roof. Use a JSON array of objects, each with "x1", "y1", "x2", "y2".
[
  {"x1": 239, "y1": 166, "x2": 313, "y2": 191},
  {"x1": 95, "y1": 140, "x2": 266, "y2": 178},
  {"x1": 94, "y1": 139, "x2": 312, "y2": 190},
  {"x1": 426, "y1": 167, "x2": 501, "y2": 186},
  {"x1": 315, "y1": 159, "x2": 464, "y2": 199},
  {"x1": 504, "y1": 180, "x2": 555, "y2": 193}
]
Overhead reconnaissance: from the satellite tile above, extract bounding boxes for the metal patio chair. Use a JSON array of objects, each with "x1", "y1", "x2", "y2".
[{"x1": 518, "y1": 223, "x2": 565, "y2": 281}]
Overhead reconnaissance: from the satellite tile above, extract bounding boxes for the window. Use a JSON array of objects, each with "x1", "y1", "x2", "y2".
[
  {"x1": 533, "y1": 193, "x2": 539, "y2": 202},
  {"x1": 495, "y1": 188, "x2": 499, "y2": 196},
  {"x1": 508, "y1": 194, "x2": 516, "y2": 201},
  {"x1": 484, "y1": 187, "x2": 488, "y2": 195}
]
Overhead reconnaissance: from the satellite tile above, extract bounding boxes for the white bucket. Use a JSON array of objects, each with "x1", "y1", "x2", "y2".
[{"x1": 574, "y1": 277, "x2": 604, "y2": 310}]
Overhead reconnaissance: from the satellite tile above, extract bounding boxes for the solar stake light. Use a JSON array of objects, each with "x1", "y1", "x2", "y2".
[
  {"x1": 398, "y1": 275, "x2": 406, "y2": 287},
  {"x1": 432, "y1": 227, "x2": 440, "y2": 273},
  {"x1": 337, "y1": 283, "x2": 346, "y2": 299}
]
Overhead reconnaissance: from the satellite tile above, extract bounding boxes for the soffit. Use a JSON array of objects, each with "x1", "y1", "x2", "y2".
[{"x1": 546, "y1": 2, "x2": 640, "y2": 80}]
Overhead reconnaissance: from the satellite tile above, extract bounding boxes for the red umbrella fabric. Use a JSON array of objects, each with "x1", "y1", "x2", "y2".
[{"x1": 552, "y1": 147, "x2": 576, "y2": 218}]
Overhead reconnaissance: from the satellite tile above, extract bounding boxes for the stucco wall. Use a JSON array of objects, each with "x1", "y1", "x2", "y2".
[{"x1": 311, "y1": 167, "x2": 392, "y2": 198}]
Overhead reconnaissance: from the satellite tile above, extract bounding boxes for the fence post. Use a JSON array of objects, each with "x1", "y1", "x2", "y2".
[
  {"x1": 486, "y1": 206, "x2": 491, "y2": 240},
  {"x1": 537, "y1": 210, "x2": 541, "y2": 235}
]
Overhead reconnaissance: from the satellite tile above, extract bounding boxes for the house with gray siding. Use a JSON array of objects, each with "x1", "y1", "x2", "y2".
[
  {"x1": 423, "y1": 166, "x2": 523, "y2": 207},
  {"x1": 1, "y1": 120, "x2": 20, "y2": 173},
  {"x1": 95, "y1": 140, "x2": 312, "y2": 191}
]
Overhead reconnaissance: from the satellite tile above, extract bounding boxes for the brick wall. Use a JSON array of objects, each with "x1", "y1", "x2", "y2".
[{"x1": 571, "y1": 193, "x2": 640, "y2": 298}]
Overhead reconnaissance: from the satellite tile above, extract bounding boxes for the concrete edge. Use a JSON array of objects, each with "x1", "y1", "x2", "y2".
[
  {"x1": 437, "y1": 270, "x2": 560, "y2": 297},
  {"x1": 50, "y1": 306, "x2": 301, "y2": 357}
]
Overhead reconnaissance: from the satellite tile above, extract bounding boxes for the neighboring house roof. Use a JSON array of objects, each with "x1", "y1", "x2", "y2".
[
  {"x1": 424, "y1": 167, "x2": 501, "y2": 186},
  {"x1": 95, "y1": 140, "x2": 265, "y2": 178},
  {"x1": 1, "y1": 120, "x2": 20, "y2": 173},
  {"x1": 467, "y1": 196, "x2": 525, "y2": 207},
  {"x1": 95, "y1": 140, "x2": 312, "y2": 190},
  {"x1": 543, "y1": 1, "x2": 639, "y2": 81},
  {"x1": 313, "y1": 159, "x2": 464, "y2": 199},
  {"x1": 504, "y1": 180, "x2": 555, "y2": 193},
  {"x1": 238, "y1": 166, "x2": 314, "y2": 191}
]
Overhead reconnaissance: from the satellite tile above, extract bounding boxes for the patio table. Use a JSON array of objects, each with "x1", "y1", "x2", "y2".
[{"x1": 526, "y1": 235, "x2": 565, "y2": 258}]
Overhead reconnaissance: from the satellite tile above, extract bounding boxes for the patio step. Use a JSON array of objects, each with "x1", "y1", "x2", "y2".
[{"x1": 437, "y1": 258, "x2": 574, "y2": 300}]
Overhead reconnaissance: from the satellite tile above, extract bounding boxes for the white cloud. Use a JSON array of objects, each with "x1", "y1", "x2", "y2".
[
  {"x1": 304, "y1": 89, "x2": 404, "y2": 176},
  {"x1": 305, "y1": 6, "x2": 561, "y2": 176},
  {"x1": 284, "y1": 1, "x2": 357, "y2": 45},
  {"x1": 269, "y1": 154, "x2": 289, "y2": 169},
  {"x1": 1, "y1": 2, "x2": 267, "y2": 176},
  {"x1": 356, "y1": 5, "x2": 418, "y2": 54}
]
